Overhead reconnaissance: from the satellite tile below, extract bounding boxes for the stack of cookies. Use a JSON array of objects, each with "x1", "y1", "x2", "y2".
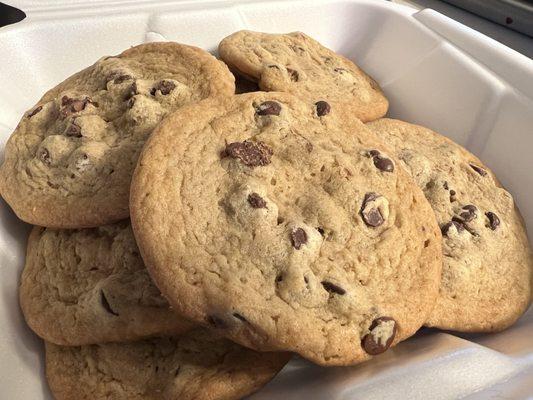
[{"x1": 0, "y1": 31, "x2": 531, "y2": 399}]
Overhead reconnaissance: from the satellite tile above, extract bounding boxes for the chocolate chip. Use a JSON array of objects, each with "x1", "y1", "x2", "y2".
[
  {"x1": 362, "y1": 317, "x2": 397, "y2": 355},
  {"x1": 39, "y1": 149, "x2": 51, "y2": 164},
  {"x1": 100, "y1": 290, "x2": 119, "y2": 316},
  {"x1": 151, "y1": 80, "x2": 176, "y2": 96},
  {"x1": 223, "y1": 141, "x2": 273, "y2": 167},
  {"x1": 360, "y1": 193, "x2": 385, "y2": 227},
  {"x1": 233, "y1": 313, "x2": 247, "y2": 322},
  {"x1": 373, "y1": 155, "x2": 394, "y2": 173},
  {"x1": 441, "y1": 220, "x2": 464, "y2": 236},
  {"x1": 470, "y1": 163, "x2": 487, "y2": 176},
  {"x1": 290, "y1": 228, "x2": 308, "y2": 249},
  {"x1": 256, "y1": 101, "x2": 281, "y2": 116},
  {"x1": 65, "y1": 122, "x2": 82, "y2": 137},
  {"x1": 485, "y1": 212, "x2": 500, "y2": 230},
  {"x1": 369, "y1": 150, "x2": 380, "y2": 157},
  {"x1": 449, "y1": 190, "x2": 457, "y2": 202},
  {"x1": 60, "y1": 96, "x2": 92, "y2": 118},
  {"x1": 27, "y1": 106, "x2": 42, "y2": 118},
  {"x1": 112, "y1": 74, "x2": 132, "y2": 84},
  {"x1": 315, "y1": 101, "x2": 331, "y2": 116},
  {"x1": 61, "y1": 96, "x2": 71, "y2": 106},
  {"x1": 71, "y1": 100, "x2": 86, "y2": 112},
  {"x1": 460, "y1": 205, "x2": 477, "y2": 222},
  {"x1": 286, "y1": 68, "x2": 299, "y2": 82},
  {"x1": 206, "y1": 315, "x2": 227, "y2": 329},
  {"x1": 247, "y1": 193, "x2": 267, "y2": 209},
  {"x1": 321, "y1": 281, "x2": 346, "y2": 295},
  {"x1": 124, "y1": 82, "x2": 137, "y2": 101}
]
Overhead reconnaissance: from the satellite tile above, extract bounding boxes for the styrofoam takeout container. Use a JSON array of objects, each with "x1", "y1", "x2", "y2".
[{"x1": 1, "y1": 0, "x2": 532, "y2": 398}]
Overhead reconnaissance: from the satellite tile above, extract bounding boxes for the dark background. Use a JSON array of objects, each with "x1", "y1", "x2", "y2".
[{"x1": 0, "y1": 2, "x2": 26, "y2": 27}]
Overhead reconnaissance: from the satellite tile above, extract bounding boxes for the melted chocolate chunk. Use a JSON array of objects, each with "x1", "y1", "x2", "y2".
[
  {"x1": 460, "y1": 205, "x2": 477, "y2": 222},
  {"x1": 223, "y1": 141, "x2": 273, "y2": 167},
  {"x1": 247, "y1": 192, "x2": 267, "y2": 209},
  {"x1": 286, "y1": 68, "x2": 299, "y2": 82},
  {"x1": 100, "y1": 290, "x2": 119, "y2": 316},
  {"x1": 360, "y1": 193, "x2": 385, "y2": 227},
  {"x1": 39, "y1": 149, "x2": 51, "y2": 165},
  {"x1": 124, "y1": 82, "x2": 137, "y2": 101},
  {"x1": 485, "y1": 212, "x2": 500, "y2": 230},
  {"x1": 362, "y1": 317, "x2": 397, "y2": 355},
  {"x1": 373, "y1": 155, "x2": 394, "y2": 173},
  {"x1": 256, "y1": 101, "x2": 281, "y2": 116},
  {"x1": 470, "y1": 163, "x2": 487, "y2": 176},
  {"x1": 112, "y1": 74, "x2": 132, "y2": 84},
  {"x1": 65, "y1": 122, "x2": 82, "y2": 137},
  {"x1": 441, "y1": 220, "x2": 464, "y2": 236},
  {"x1": 290, "y1": 228, "x2": 308, "y2": 250},
  {"x1": 449, "y1": 190, "x2": 457, "y2": 202},
  {"x1": 27, "y1": 106, "x2": 42, "y2": 118},
  {"x1": 315, "y1": 101, "x2": 331, "y2": 116},
  {"x1": 60, "y1": 96, "x2": 93, "y2": 119},
  {"x1": 321, "y1": 281, "x2": 346, "y2": 295},
  {"x1": 150, "y1": 80, "x2": 176, "y2": 96}
]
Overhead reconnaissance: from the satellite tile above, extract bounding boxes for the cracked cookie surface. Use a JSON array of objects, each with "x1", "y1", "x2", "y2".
[
  {"x1": 45, "y1": 328, "x2": 290, "y2": 400},
  {"x1": 218, "y1": 30, "x2": 388, "y2": 123},
  {"x1": 367, "y1": 118, "x2": 533, "y2": 332},
  {"x1": 20, "y1": 221, "x2": 193, "y2": 345},
  {"x1": 130, "y1": 92, "x2": 442, "y2": 365},
  {"x1": 0, "y1": 42, "x2": 234, "y2": 228}
]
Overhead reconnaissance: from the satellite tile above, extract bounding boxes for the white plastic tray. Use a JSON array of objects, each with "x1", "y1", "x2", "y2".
[{"x1": 1, "y1": 1, "x2": 532, "y2": 399}]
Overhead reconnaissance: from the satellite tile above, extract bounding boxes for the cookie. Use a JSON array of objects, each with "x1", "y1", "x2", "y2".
[
  {"x1": 45, "y1": 329, "x2": 290, "y2": 400},
  {"x1": 20, "y1": 221, "x2": 193, "y2": 345},
  {"x1": 0, "y1": 42, "x2": 234, "y2": 228},
  {"x1": 367, "y1": 118, "x2": 533, "y2": 332},
  {"x1": 218, "y1": 30, "x2": 388, "y2": 122},
  {"x1": 130, "y1": 92, "x2": 442, "y2": 366}
]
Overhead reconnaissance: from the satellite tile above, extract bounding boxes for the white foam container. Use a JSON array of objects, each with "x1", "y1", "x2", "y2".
[{"x1": 1, "y1": 0, "x2": 532, "y2": 398}]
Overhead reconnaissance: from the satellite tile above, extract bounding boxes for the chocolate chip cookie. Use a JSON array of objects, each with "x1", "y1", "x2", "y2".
[
  {"x1": 20, "y1": 221, "x2": 193, "y2": 346},
  {"x1": 130, "y1": 92, "x2": 442, "y2": 366},
  {"x1": 367, "y1": 118, "x2": 533, "y2": 332},
  {"x1": 0, "y1": 42, "x2": 234, "y2": 228},
  {"x1": 45, "y1": 328, "x2": 290, "y2": 400},
  {"x1": 218, "y1": 30, "x2": 388, "y2": 122}
]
